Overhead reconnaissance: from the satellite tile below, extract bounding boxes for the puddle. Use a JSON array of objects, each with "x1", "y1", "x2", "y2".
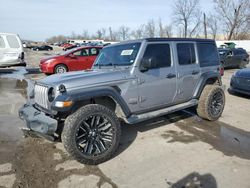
[{"x1": 162, "y1": 110, "x2": 250, "y2": 159}]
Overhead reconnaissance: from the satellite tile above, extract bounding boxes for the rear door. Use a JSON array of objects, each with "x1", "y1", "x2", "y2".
[{"x1": 175, "y1": 42, "x2": 200, "y2": 103}]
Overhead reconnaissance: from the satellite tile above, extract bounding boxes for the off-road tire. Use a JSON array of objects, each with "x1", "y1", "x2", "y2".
[
  {"x1": 197, "y1": 85, "x2": 225, "y2": 121},
  {"x1": 62, "y1": 104, "x2": 121, "y2": 165},
  {"x1": 54, "y1": 64, "x2": 68, "y2": 74}
]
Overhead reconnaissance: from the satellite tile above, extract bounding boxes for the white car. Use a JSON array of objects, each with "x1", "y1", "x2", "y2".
[{"x1": 0, "y1": 33, "x2": 25, "y2": 67}]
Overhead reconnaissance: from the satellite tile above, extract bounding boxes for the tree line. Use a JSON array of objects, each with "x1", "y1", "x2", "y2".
[{"x1": 46, "y1": 0, "x2": 250, "y2": 43}]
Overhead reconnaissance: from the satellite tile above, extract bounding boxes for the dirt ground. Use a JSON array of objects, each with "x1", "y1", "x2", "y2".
[{"x1": 0, "y1": 49, "x2": 250, "y2": 188}]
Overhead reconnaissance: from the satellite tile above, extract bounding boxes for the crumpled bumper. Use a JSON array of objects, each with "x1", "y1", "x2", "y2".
[{"x1": 19, "y1": 103, "x2": 58, "y2": 141}]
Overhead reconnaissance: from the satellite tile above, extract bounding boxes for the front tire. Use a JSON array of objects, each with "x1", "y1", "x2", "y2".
[
  {"x1": 62, "y1": 104, "x2": 121, "y2": 165},
  {"x1": 54, "y1": 64, "x2": 68, "y2": 74},
  {"x1": 197, "y1": 85, "x2": 225, "y2": 121}
]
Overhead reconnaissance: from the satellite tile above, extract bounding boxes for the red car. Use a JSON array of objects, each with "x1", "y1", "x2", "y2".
[{"x1": 40, "y1": 46, "x2": 102, "y2": 74}]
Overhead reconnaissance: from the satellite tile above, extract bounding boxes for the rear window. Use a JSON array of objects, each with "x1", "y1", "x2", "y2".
[
  {"x1": 197, "y1": 43, "x2": 219, "y2": 67},
  {"x1": 0, "y1": 36, "x2": 5, "y2": 48},
  {"x1": 6, "y1": 35, "x2": 20, "y2": 48},
  {"x1": 177, "y1": 43, "x2": 196, "y2": 65}
]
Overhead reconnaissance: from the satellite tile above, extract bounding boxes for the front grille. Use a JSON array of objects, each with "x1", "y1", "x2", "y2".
[{"x1": 34, "y1": 84, "x2": 49, "y2": 109}]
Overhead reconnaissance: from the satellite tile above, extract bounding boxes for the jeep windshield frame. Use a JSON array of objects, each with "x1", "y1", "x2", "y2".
[{"x1": 93, "y1": 42, "x2": 141, "y2": 67}]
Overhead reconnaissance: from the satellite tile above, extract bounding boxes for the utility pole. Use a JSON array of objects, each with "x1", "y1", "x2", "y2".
[{"x1": 203, "y1": 13, "x2": 207, "y2": 39}]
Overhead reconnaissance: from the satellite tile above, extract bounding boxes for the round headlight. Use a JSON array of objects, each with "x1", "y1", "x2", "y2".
[{"x1": 48, "y1": 87, "x2": 55, "y2": 102}]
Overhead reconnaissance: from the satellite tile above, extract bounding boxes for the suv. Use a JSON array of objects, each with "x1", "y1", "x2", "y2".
[
  {"x1": 218, "y1": 47, "x2": 249, "y2": 69},
  {"x1": 0, "y1": 33, "x2": 25, "y2": 67},
  {"x1": 19, "y1": 38, "x2": 225, "y2": 164}
]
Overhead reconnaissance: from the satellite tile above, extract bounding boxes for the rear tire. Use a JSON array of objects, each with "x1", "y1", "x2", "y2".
[
  {"x1": 62, "y1": 104, "x2": 121, "y2": 165},
  {"x1": 197, "y1": 85, "x2": 225, "y2": 121},
  {"x1": 54, "y1": 64, "x2": 68, "y2": 74}
]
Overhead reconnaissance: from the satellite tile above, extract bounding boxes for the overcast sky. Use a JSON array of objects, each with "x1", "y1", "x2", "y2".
[{"x1": 0, "y1": 0, "x2": 214, "y2": 41}]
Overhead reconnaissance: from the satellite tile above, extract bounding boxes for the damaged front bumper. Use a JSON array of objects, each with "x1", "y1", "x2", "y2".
[{"x1": 19, "y1": 103, "x2": 58, "y2": 141}]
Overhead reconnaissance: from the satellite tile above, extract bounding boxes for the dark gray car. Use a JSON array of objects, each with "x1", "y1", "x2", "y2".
[
  {"x1": 230, "y1": 68, "x2": 250, "y2": 96},
  {"x1": 218, "y1": 48, "x2": 249, "y2": 69},
  {"x1": 19, "y1": 38, "x2": 225, "y2": 164}
]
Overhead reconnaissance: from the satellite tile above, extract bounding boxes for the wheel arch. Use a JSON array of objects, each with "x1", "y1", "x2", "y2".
[{"x1": 193, "y1": 72, "x2": 222, "y2": 99}]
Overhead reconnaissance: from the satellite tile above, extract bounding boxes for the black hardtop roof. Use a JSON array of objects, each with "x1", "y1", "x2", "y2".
[
  {"x1": 105, "y1": 38, "x2": 216, "y2": 48},
  {"x1": 145, "y1": 37, "x2": 215, "y2": 42}
]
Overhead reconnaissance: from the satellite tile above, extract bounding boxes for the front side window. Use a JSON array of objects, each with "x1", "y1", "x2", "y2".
[
  {"x1": 94, "y1": 43, "x2": 141, "y2": 66},
  {"x1": 142, "y1": 43, "x2": 171, "y2": 68},
  {"x1": 0, "y1": 36, "x2": 5, "y2": 48},
  {"x1": 6, "y1": 35, "x2": 20, "y2": 48},
  {"x1": 73, "y1": 49, "x2": 89, "y2": 56},
  {"x1": 197, "y1": 43, "x2": 219, "y2": 67},
  {"x1": 177, "y1": 43, "x2": 196, "y2": 65}
]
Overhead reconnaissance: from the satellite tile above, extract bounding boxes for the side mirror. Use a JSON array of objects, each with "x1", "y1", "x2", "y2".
[
  {"x1": 68, "y1": 53, "x2": 76, "y2": 59},
  {"x1": 140, "y1": 57, "x2": 157, "y2": 72}
]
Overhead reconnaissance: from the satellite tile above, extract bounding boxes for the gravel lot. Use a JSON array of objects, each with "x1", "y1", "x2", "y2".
[{"x1": 0, "y1": 49, "x2": 249, "y2": 188}]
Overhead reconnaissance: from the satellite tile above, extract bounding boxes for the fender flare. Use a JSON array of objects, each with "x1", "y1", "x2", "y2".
[
  {"x1": 193, "y1": 72, "x2": 221, "y2": 99},
  {"x1": 52, "y1": 86, "x2": 131, "y2": 117}
]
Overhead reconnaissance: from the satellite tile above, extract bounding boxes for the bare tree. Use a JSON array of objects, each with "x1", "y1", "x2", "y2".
[
  {"x1": 173, "y1": 0, "x2": 201, "y2": 37},
  {"x1": 118, "y1": 26, "x2": 130, "y2": 41},
  {"x1": 144, "y1": 19, "x2": 156, "y2": 37},
  {"x1": 207, "y1": 15, "x2": 218, "y2": 39},
  {"x1": 158, "y1": 18, "x2": 165, "y2": 37},
  {"x1": 165, "y1": 25, "x2": 173, "y2": 38},
  {"x1": 213, "y1": 0, "x2": 250, "y2": 40},
  {"x1": 82, "y1": 30, "x2": 89, "y2": 39},
  {"x1": 131, "y1": 25, "x2": 145, "y2": 39}
]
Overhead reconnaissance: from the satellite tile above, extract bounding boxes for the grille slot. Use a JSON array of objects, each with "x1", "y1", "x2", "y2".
[{"x1": 34, "y1": 84, "x2": 49, "y2": 109}]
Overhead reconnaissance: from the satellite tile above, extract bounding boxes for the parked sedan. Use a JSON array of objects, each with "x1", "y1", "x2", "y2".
[
  {"x1": 40, "y1": 46, "x2": 102, "y2": 74},
  {"x1": 218, "y1": 48, "x2": 249, "y2": 69},
  {"x1": 33, "y1": 45, "x2": 53, "y2": 51},
  {"x1": 230, "y1": 68, "x2": 250, "y2": 96}
]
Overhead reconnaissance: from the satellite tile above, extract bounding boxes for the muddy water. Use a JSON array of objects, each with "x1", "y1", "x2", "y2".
[{"x1": 162, "y1": 110, "x2": 250, "y2": 160}]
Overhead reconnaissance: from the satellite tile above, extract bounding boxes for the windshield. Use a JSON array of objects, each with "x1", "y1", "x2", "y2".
[{"x1": 94, "y1": 42, "x2": 141, "y2": 66}]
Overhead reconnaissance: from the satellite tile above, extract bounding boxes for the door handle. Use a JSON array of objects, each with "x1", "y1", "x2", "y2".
[
  {"x1": 166, "y1": 73, "x2": 176, "y2": 79},
  {"x1": 192, "y1": 70, "x2": 200, "y2": 75}
]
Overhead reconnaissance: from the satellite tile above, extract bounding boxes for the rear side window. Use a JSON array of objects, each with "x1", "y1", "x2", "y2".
[
  {"x1": 90, "y1": 48, "x2": 99, "y2": 56},
  {"x1": 197, "y1": 43, "x2": 219, "y2": 67},
  {"x1": 0, "y1": 36, "x2": 5, "y2": 48},
  {"x1": 143, "y1": 43, "x2": 171, "y2": 68},
  {"x1": 177, "y1": 43, "x2": 196, "y2": 65},
  {"x1": 6, "y1": 35, "x2": 20, "y2": 48}
]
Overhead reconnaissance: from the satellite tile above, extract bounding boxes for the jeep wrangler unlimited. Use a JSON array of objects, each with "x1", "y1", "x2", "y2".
[{"x1": 19, "y1": 38, "x2": 225, "y2": 164}]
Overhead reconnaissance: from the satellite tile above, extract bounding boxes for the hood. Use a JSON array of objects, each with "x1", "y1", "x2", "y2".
[
  {"x1": 39, "y1": 68, "x2": 131, "y2": 91},
  {"x1": 234, "y1": 68, "x2": 250, "y2": 78},
  {"x1": 40, "y1": 54, "x2": 62, "y2": 63}
]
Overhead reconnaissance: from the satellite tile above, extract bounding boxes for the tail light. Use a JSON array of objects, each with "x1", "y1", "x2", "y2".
[{"x1": 218, "y1": 66, "x2": 224, "y2": 76}]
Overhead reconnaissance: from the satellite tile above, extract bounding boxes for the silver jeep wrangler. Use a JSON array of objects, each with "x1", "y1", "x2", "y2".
[{"x1": 19, "y1": 38, "x2": 225, "y2": 164}]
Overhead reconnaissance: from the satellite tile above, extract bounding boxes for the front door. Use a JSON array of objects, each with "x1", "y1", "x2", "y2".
[
  {"x1": 137, "y1": 43, "x2": 177, "y2": 111},
  {"x1": 175, "y1": 42, "x2": 201, "y2": 102}
]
